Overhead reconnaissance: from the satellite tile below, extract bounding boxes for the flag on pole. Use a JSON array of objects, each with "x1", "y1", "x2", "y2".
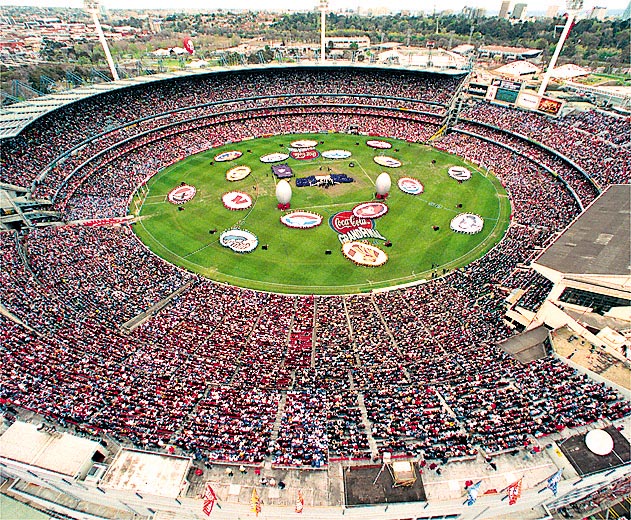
[
  {"x1": 466, "y1": 481, "x2": 482, "y2": 506},
  {"x1": 506, "y1": 478, "x2": 523, "y2": 505},
  {"x1": 547, "y1": 468, "x2": 563, "y2": 496},
  {"x1": 251, "y1": 488, "x2": 262, "y2": 516},
  {"x1": 202, "y1": 483, "x2": 217, "y2": 516},
  {"x1": 295, "y1": 489, "x2": 304, "y2": 513}
]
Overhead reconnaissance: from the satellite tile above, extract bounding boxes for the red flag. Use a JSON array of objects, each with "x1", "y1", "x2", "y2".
[
  {"x1": 202, "y1": 483, "x2": 217, "y2": 516},
  {"x1": 507, "y1": 478, "x2": 523, "y2": 505},
  {"x1": 251, "y1": 488, "x2": 261, "y2": 516},
  {"x1": 295, "y1": 490, "x2": 304, "y2": 513}
]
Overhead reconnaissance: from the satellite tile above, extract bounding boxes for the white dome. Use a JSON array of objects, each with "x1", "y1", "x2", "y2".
[
  {"x1": 375, "y1": 172, "x2": 391, "y2": 195},
  {"x1": 585, "y1": 429, "x2": 614, "y2": 456},
  {"x1": 275, "y1": 180, "x2": 292, "y2": 204}
]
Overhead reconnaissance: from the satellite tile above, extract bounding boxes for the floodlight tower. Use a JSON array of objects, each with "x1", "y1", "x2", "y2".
[
  {"x1": 84, "y1": 0, "x2": 120, "y2": 81},
  {"x1": 538, "y1": 0, "x2": 583, "y2": 96},
  {"x1": 319, "y1": 0, "x2": 328, "y2": 64}
]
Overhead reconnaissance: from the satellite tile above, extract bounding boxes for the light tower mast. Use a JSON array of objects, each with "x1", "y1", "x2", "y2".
[
  {"x1": 319, "y1": 0, "x2": 328, "y2": 64},
  {"x1": 538, "y1": 0, "x2": 583, "y2": 96},
  {"x1": 84, "y1": 0, "x2": 120, "y2": 81}
]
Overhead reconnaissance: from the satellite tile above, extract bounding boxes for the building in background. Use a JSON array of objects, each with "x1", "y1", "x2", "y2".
[
  {"x1": 545, "y1": 5, "x2": 560, "y2": 17},
  {"x1": 499, "y1": 0, "x2": 511, "y2": 19},
  {"x1": 589, "y1": 6, "x2": 607, "y2": 19},
  {"x1": 462, "y1": 6, "x2": 487, "y2": 19},
  {"x1": 511, "y1": 3, "x2": 527, "y2": 19}
]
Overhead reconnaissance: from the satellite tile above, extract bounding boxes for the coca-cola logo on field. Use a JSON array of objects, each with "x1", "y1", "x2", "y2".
[
  {"x1": 290, "y1": 149, "x2": 319, "y2": 161},
  {"x1": 329, "y1": 210, "x2": 386, "y2": 244}
]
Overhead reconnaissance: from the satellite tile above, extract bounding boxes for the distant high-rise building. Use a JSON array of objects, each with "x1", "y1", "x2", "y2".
[
  {"x1": 589, "y1": 6, "x2": 607, "y2": 20},
  {"x1": 545, "y1": 5, "x2": 559, "y2": 18},
  {"x1": 462, "y1": 6, "x2": 487, "y2": 18},
  {"x1": 511, "y1": 3, "x2": 527, "y2": 19},
  {"x1": 499, "y1": 0, "x2": 511, "y2": 19}
]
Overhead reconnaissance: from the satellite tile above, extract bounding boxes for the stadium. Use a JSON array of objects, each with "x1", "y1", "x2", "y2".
[{"x1": 0, "y1": 52, "x2": 630, "y2": 520}]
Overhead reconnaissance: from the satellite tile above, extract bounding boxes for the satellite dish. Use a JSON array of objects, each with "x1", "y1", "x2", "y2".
[{"x1": 585, "y1": 429, "x2": 614, "y2": 456}]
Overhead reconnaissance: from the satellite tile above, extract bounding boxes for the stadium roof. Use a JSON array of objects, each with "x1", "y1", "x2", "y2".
[
  {"x1": 535, "y1": 184, "x2": 631, "y2": 277},
  {"x1": 100, "y1": 448, "x2": 191, "y2": 499},
  {"x1": 0, "y1": 62, "x2": 466, "y2": 140},
  {"x1": 0, "y1": 421, "x2": 103, "y2": 477}
]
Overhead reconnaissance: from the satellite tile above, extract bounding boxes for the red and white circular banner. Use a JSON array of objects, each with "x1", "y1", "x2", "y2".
[
  {"x1": 280, "y1": 211, "x2": 323, "y2": 229},
  {"x1": 226, "y1": 166, "x2": 251, "y2": 182},
  {"x1": 397, "y1": 177, "x2": 424, "y2": 195},
  {"x1": 215, "y1": 150, "x2": 243, "y2": 162},
  {"x1": 168, "y1": 184, "x2": 196, "y2": 205},
  {"x1": 290, "y1": 139, "x2": 319, "y2": 148},
  {"x1": 222, "y1": 191, "x2": 253, "y2": 210},
  {"x1": 367, "y1": 140, "x2": 392, "y2": 149},
  {"x1": 260, "y1": 153, "x2": 290, "y2": 163},
  {"x1": 374, "y1": 156, "x2": 402, "y2": 168},
  {"x1": 290, "y1": 149, "x2": 319, "y2": 161},
  {"x1": 353, "y1": 202, "x2": 388, "y2": 219},
  {"x1": 342, "y1": 241, "x2": 388, "y2": 267}
]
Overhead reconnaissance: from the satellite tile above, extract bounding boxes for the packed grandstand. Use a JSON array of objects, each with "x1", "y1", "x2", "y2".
[{"x1": 0, "y1": 65, "x2": 630, "y2": 518}]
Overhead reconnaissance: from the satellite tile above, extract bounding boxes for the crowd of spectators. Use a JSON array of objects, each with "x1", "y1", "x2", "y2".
[
  {"x1": 1, "y1": 69, "x2": 629, "y2": 468},
  {"x1": 460, "y1": 101, "x2": 631, "y2": 187}
]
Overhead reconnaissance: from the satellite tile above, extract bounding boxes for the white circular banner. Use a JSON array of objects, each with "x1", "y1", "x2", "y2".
[
  {"x1": 448, "y1": 166, "x2": 472, "y2": 181},
  {"x1": 322, "y1": 150, "x2": 352, "y2": 160},
  {"x1": 290, "y1": 139, "x2": 319, "y2": 148},
  {"x1": 260, "y1": 153, "x2": 290, "y2": 163},
  {"x1": 398, "y1": 177, "x2": 424, "y2": 195},
  {"x1": 280, "y1": 211, "x2": 323, "y2": 229},
  {"x1": 450, "y1": 213, "x2": 484, "y2": 234},
  {"x1": 342, "y1": 241, "x2": 388, "y2": 267},
  {"x1": 167, "y1": 184, "x2": 196, "y2": 205},
  {"x1": 226, "y1": 166, "x2": 252, "y2": 182},
  {"x1": 214, "y1": 150, "x2": 243, "y2": 162},
  {"x1": 219, "y1": 229, "x2": 258, "y2": 253},
  {"x1": 374, "y1": 156, "x2": 402, "y2": 168},
  {"x1": 222, "y1": 191, "x2": 253, "y2": 210},
  {"x1": 367, "y1": 140, "x2": 392, "y2": 149},
  {"x1": 353, "y1": 202, "x2": 388, "y2": 219}
]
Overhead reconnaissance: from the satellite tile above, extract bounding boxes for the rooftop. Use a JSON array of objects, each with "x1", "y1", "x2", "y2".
[
  {"x1": 100, "y1": 448, "x2": 191, "y2": 499},
  {"x1": 535, "y1": 184, "x2": 631, "y2": 277},
  {"x1": 0, "y1": 421, "x2": 103, "y2": 477}
]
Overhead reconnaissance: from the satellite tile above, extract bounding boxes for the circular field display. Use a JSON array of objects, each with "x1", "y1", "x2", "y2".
[
  {"x1": 374, "y1": 156, "x2": 402, "y2": 168},
  {"x1": 291, "y1": 139, "x2": 319, "y2": 148},
  {"x1": 219, "y1": 229, "x2": 258, "y2": 253},
  {"x1": 133, "y1": 134, "x2": 510, "y2": 294},
  {"x1": 342, "y1": 242, "x2": 388, "y2": 267},
  {"x1": 167, "y1": 184, "x2": 196, "y2": 205},
  {"x1": 353, "y1": 202, "x2": 388, "y2": 219},
  {"x1": 367, "y1": 140, "x2": 392, "y2": 149},
  {"x1": 260, "y1": 153, "x2": 290, "y2": 163},
  {"x1": 290, "y1": 149, "x2": 319, "y2": 161},
  {"x1": 322, "y1": 150, "x2": 352, "y2": 160},
  {"x1": 226, "y1": 166, "x2": 252, "y2": 182},
  {"x1": 280, "y1": 211, "x2": 323, "y2": 229},
  {"x1": 222, "y1": 191, "x2": 253, "y2": 210},
  {"x1": 215, "y1": 150, "x2": 243, "y2": 162},
  {"x1": 450, "y1": 213, "x2": 484, "y2": 234},
  {"x1": 449, "y1": 166, "x2": 472, "y2": 181},
  {"x1": 398, "y1": 177, "x2": 424, "y2": 195}
]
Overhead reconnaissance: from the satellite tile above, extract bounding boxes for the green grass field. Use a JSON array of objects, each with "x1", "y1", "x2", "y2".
[{"x1": 132, "y1": 133, "x2": 510, "y2": 294}]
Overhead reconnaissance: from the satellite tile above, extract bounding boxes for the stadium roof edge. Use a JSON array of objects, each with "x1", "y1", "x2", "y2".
[{"x1": 0, "y1": 62, "x2": 467, "y2": 140}]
